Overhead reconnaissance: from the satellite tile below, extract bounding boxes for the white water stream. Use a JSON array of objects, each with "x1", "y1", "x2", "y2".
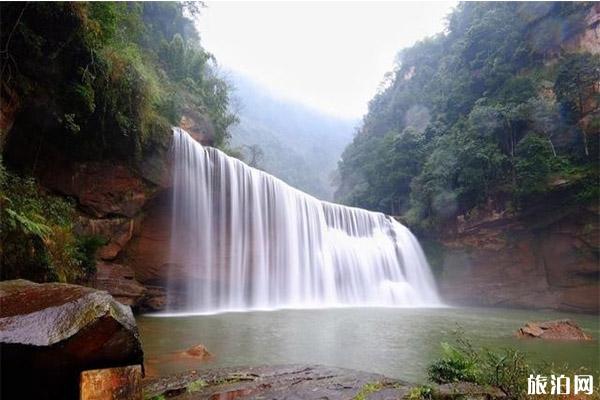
[{"x1": 168, "y1": 128, "x2": 441, "y2": 313}]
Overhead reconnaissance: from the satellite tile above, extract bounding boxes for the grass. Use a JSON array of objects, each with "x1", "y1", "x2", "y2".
[
  {"x1": 353, "y1": 382, "x2": 385, "y2": 400},
  {"x1": 186, "y1": 378, "x2": 208, "y2": 393}
]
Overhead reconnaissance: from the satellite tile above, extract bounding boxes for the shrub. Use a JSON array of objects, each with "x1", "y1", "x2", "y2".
[
  {"x1": 0, "y1": 161, "x2": 100, "y2": 283},
  {"x1": 427, "y1": 342, "x2": 478, "y2": 384},
  {"x1": 425, "y1": 330, "x2": 600, "y2": 399},
  {"x1": 407, "y1": 385, "x2": 433, "y2": 400}
]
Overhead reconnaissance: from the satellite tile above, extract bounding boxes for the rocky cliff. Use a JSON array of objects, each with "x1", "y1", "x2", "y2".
[{"x1": 435, "y1": 193, "x2": 599, "y2": 313}]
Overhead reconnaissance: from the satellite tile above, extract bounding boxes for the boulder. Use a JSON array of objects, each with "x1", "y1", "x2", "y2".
[
  {"x1": 517, "y1": 319, "x2": 593, "y2": 340},
  {"x1": 185, "y1": 344, "x2": 213, "y2": 360},
  {"x1": 92, "y1": 262, "x2": 146, "y2": 307},
  {"x1": 0, "y1": 280, "x2": 144, "y2": 400}
]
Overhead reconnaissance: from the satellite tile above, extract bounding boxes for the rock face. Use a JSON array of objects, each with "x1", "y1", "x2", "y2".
[
  {"x1": 0, "y1": 280, "x2": 144, "y2": 400},
  {"x1": 80, "y1": 365, "x2": 143, "y2": 400},
  {"x1": 180, "y1": 111, "x2": 215, "y2": 145},
  {"x1": 517, "y1": 319, "x2": 593, "y2": 340},
  {"x1": 563, "y1": 3, "x2": 600, "y2": 55},
  {"x1": 121, "y1": 191, "x2": 178, "y2": 285},
  {"x1": 437, "y1": 203, "x2": 599, "y2": 313},
  {"x1": 77, "y1": 217, "x2": 136, "y2": 261},
  {"x1": 40, "y1": 161, "x2": 149, "y2": 218},
  {"x1": 34, "y1": 155, "x2": 174, "y2": 309},
  {"x1": 91, "y1": 262, "x2": 146, "y2": 308}
]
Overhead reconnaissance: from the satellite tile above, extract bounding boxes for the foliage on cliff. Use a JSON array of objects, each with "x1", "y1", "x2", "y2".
[
  {"x1": 335, "y1": 2, "x2": 599, "y2": 231},
  {"x1": 0, "y1": 160, "x2": 103, "y2": 282},
  {"x1": 0, "y1": 2, "x2": 236, "y2": 163},
  {"x1": 0, "y1": 2, "x2": 236, "y2": 283}
]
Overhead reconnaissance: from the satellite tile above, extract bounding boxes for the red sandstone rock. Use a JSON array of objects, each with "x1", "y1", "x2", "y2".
[
  {"x1": 517, "y1": 319, "x2": 593, "y2": 340},
  {"x1": 80, "y1": 365, "x2": 142, "y2": 400},
  {"x1": 439, "y1": 205, "x2": 600, "y2": 313},
  {"x1": 180, "y1": 112, "x2": 215, "y2": 145},
  {"x1": 92, "y1": 262, "x2": 146, "y2": 307},
  {"x1": 122, "y1": 192, "x2": 175, "y2": 284},
  {"x1": 77, "y1": 216, "x2": 136, "y2": 260},
  {"x1": 185, "y1": 344, "x2": 214, "y2": 360},
  {"x1": 140, "y1": 285, "x2": 168, "y2": 312},
  {"x1": 40, "y1": 161, "x2": 148, "y2": 218}
]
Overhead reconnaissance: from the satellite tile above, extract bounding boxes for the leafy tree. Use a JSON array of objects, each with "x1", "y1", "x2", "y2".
[
  {"x1": 335, "y1": 2, "x2": 597, "y2": 230},
  {"x1": 554, "y1": 53, "x2": 600, "y2": 156},
  {"x1": 514, "y1": 133, "x2": 555, "y2": 202}
]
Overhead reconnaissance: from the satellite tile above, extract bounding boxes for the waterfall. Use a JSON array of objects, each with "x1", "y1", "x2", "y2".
[{"x1": 168, "y1": 127, "x2": 441, "y2": 313}]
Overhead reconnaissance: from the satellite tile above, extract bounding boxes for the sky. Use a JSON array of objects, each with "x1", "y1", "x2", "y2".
[{"x1": 197, "y1": 2, "x2": 457, "y2": 120}]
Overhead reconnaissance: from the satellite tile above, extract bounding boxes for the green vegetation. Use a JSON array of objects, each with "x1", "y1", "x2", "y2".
[
  {"x1": 0, "y1": 2, "x2": 236, "y2": 283},
  {"x1": 426, "y1": 331, "x2": 600, "y2": 399},
  {"x1": 0, "y1": 2, "x2": 236, "y2": 163},
  {"x1": 0, "y1": 161, "x2": 104, "y2": 282},
  {"x1": 186, "y1": 378, "x2": 208, "y2": 393},
  {"x1": 406, "y1": 385, "x2": 433, "y2": 400},
  {"x1": 353, "y1": 382, "x2": 385, "y2": 400},
  {"x1": 335, "y1": 3, "x2": 599, "y2": 230}
]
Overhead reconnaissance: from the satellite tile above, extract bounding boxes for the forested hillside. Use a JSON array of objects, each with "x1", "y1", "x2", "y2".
[
  {"x1": 335, "y1": 2, "x2": 599, "y2": 232},
  {"x1": 230, "y1": 73, "x2": 355, "y2": 200},
  {"x1": 0, "y1": 2, "x2": 235, "y2": 282}
]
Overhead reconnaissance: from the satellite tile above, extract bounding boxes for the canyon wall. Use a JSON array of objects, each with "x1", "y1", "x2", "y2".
[{"x1": 436, "y1": 197, "x2": 599, "y2": 313}]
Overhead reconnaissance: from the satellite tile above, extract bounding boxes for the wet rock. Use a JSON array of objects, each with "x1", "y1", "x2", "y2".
[
  {"x1": 140, "y1": 285, "x2": 168, "y2": 312},
  {"x1": 517, "y1": 319, "x2": 593, "y2": 340},
  {"x1": 434, "y1": 382, "x2": 506, "y2": 399},
  {"x1": 80, "y1": 365, "x2": 143, "y2": 400},
  {"x1": 143, "y1": 364, "x2": 409, "y2": 400},
  {"x1": 0, "y1": 279, "x2": 144, "y2": 400},
  {"x1": 185, "y1": 344, "x2": 213, "y2": 360},
  {"x1": 92, "y1": 262, "x2": 146, "y2": 307}
]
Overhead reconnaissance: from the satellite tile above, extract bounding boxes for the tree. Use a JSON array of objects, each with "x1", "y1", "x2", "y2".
[
  {"x1": 514, "y1": 134, "x2": 554, "y2": 202},
  {"x1": 554, "y1": 53, "x2": 600, "y2": 156},
  {"x1": 243, "y1": 144, "x2": 264, "y2": 169}
]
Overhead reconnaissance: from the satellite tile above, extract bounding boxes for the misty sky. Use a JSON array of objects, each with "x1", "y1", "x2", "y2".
[{"x1": 197, "y1": 2, "x2": 456, "y2": 120}]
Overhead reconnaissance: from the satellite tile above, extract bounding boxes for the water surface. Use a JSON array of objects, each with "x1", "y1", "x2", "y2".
[{"x1": 137, "y1": 307, "x2": 599, "y2": 382}]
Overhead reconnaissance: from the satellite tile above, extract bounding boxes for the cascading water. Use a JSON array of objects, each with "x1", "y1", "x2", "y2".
[{"x1": 168, "y1": 127, "x2": 441, "y2": 313}]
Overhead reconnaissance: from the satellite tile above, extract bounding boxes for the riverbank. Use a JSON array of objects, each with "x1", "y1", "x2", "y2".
[{"x1": 143, "y1": 364, "x2": 506, "y2": 400}]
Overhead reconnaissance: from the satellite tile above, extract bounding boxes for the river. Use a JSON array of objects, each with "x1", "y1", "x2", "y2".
[{"x1": 138, "y1": 306, "x2": 599, "y2": 382}]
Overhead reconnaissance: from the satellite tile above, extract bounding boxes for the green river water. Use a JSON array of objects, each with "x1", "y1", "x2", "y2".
[{"x1": 137, "y1": 307, "x2": 599, "y2": 382}]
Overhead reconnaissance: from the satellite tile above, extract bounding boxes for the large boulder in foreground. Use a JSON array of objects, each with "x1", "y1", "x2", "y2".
[
  {"x1": 517, "y1": 319, "x2": 593, "y2": 340},
  {"x1": 0, "y1": 279, "x2": 144, "y2": 400}
]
